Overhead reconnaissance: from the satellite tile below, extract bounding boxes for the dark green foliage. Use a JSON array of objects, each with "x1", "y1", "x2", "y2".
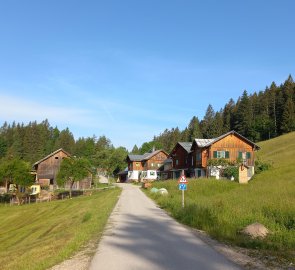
[
  {"x1": 139, "y1": 75, "x2": 295, "y2": 152},
  {"x1": 0, "y1": 158, "x2": 34, "y2": 187},
  {"x1": 223, "y1": 166, "x2": 239, "y2": 180},
  {"x1": 254, "y1": 159, "x2": 272, "y2": 174},
  {"x1": 56, "y1": 157, "x2": 91, "y2": 197},
  {"x1": 0, "y1": 121, "x2": 128, "y2": 177}
]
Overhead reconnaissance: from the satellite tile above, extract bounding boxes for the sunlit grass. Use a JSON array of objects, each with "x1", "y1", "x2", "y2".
[
  {"x1": 147, "y1": 132, "x2": 295, "y2": 262},
  {"x1": 0, "y1": 188, "x2": 121, "y2": 270}
]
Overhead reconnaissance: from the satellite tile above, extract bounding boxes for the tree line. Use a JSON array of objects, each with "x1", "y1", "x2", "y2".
[
  {"x1": 132, "y1": 75, "x2": 295, "y2": 154},
  {"x1": 0, "y1": 119, "x2": 128, "y2": 177}
]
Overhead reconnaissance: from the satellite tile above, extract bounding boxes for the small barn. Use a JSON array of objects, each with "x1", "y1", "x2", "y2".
[{"x1": 33, "y1": 148, "x2": 71, "y2": 190}]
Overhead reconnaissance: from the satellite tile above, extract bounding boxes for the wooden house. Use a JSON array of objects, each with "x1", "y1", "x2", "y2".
[
  {"x1": 33, "y1": 148, "x2": 70, "y2": 190},
  {"x1": 33, "y1": 149, "x2": 93, "y2": 190},
  {"x1": 169, "y1": 142, "x2": 193, "y2": 179},
  {"x1": 126, "y1": 150, "x2": 168, "y2": 182},
  {"x1": 191, "y1": 130, "x2": 260, "y2": 179}
]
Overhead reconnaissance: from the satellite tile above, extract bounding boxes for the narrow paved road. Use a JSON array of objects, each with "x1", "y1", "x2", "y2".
[{"x1": 89, "y1": 184, "x2": 241, "y2": 270}]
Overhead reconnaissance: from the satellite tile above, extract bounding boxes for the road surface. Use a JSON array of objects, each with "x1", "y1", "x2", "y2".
[{"x1": 89, "y1": 184, "x2": 241, "y2": 270}]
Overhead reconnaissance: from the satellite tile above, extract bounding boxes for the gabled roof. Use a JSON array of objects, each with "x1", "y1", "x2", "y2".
[
  {"x1": 178, "y1": 142, "x2": 193, "y2": 153},
  {"x1": 127, "y1": 150, "x2": 168, "y2": 162},
  {"x1": 194, "y1": 138, "x2": 215, "y2": 148},
  {"x1": 193, "y1": 131, "x2": 260, "y2": 150},
  {"x1": 33, "y1": 148, "x2": 71, "y2": 167}
]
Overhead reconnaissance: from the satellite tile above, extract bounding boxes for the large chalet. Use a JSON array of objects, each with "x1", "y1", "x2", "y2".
[
  {"x1": 190, "y1": 130, "x2": 260, "y2": 178},
  {"x1": 164, "y1": 130, "x2": 260, "y2": 180}
]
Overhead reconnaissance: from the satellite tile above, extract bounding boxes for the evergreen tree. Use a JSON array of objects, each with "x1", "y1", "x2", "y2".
[
  {"x1": 281, "y1": 98, "x2": 295, "y2": 133},
  {"x1": 131, "y1": 144, "x2": 140, "y2": 154},
  {"x1": 233, "y1": 90, "x2": 253, "y2": 139},
  {"x1": 188, "y1": 116, "x2": 202, "y2": 141},
  {"x1": 54, "y1": 128, "x2": 75, "y2": 154},
  {"x1": 222, "y1": 99, "x2": 235, "y2": 132},
  {"x1": 200, "y1": 104, "x2": 216, "y2": 138}
]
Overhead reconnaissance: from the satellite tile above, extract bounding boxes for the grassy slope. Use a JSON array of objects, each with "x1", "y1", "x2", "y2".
[
  {"x1": 0, "y1": 188, "x2": 121, "y2": 270},
  {"x1": 148, "y1": 132, "x2": 295, "y2": 261}
]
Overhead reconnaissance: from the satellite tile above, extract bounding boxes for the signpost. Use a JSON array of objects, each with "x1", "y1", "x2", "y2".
[{"x1": 178, "y1": 173, "x2": 188, "y2": 208}]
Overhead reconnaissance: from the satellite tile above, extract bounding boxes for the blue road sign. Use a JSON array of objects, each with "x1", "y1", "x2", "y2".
[{"x1": 179, "y1": 183, "x2": 187, "y2": 190}]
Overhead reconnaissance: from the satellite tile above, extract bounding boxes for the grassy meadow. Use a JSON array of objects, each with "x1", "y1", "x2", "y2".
[
  {"x1": 147, "y1": 132, "x2": 295, "y2": 262},
  {"x1": 0, "y1": 188, "x2": 121, "y2": 270}
]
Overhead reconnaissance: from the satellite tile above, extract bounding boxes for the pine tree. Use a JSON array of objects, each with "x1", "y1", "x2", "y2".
[
  {"x1": 200, "y1": 104, "x2": 216, "y2": 138},
  {"x1": 131, "y1": 144, "x2": 140, "y2": 154},
  {"x1": 281, "y1": 98, "x2": 295, "y2": 133},
  {"x1": 188, "y1": 116, "x2": 202, "y2": 141}
]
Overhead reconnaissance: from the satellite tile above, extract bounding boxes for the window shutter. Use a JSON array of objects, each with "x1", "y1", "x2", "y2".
[
  {"x1": 246, "y1": 152, "x2": 251, "y2": 159},
  {"x1": 213, "y1": 151, "x2": 217, "y2": 158},
  {"x1": 238, "y1": 151, "x2": 242, "y2": 159},
  {"x1": 225, "y1": 151, "x2": 230, "y2": 158}
]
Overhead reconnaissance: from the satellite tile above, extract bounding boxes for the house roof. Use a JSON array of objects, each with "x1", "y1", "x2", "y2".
[
  {"x1": 127, "y1": 150, "x2": 168, "y2": 162},
  {"x1": 194, "y1": 138, "x2": 215, "y2": 148},
  {"x1": 193, "y1": 131, "x2": 260, "y2": 150},
  {"x1": 178, "y1": 142, "x2": 193, "y2": 153},
  {"x1": 164, "y1": 158, "x2": 172, "y2": 163},
  {"x1": 33, "y1": 148, "x2": 71, "y2": 167},
  {"x1": 118, "y1": 167, "x2": 128, "y2": 175}
]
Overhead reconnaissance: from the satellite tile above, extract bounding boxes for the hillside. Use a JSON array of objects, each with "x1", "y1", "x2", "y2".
[{"x1": 148, "y1": 132, "x2": 295, "y2": 264}]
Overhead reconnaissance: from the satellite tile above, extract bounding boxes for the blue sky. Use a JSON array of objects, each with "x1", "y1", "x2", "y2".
[{"x1": 0, "y1": 1, "x2": 294, "y2": 150}]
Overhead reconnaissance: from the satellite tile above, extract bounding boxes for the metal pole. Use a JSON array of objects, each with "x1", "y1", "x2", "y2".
[{"x1": 182, "y1": 189, "x2": 185, "y2": 208}]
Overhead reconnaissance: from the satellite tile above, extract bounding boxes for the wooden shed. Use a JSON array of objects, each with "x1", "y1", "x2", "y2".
[{"x1": 33, "y1": 149, "x2": 71, "y2": 190}]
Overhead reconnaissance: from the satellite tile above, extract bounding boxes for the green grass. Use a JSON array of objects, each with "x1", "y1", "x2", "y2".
[
  {"x1": 147, "y1": 132, "x2": 295, "y2": 262},
  {"x1": 0, "y1": 188, "x2": 121, "y2": 270}
]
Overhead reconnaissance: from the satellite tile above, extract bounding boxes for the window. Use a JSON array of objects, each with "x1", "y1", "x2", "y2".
[
  {"x1": 176, "y1": 160, "x2": 179, "y2": 166},
  {"x1": 150, "y1": 171, "x2": 155, "y2": 176},
  {"x1": 213, "y1": 151, "x2": 229, "y2": 159},
  {"x1": 135, "y1": 162, "x2": 140, "y2": 167},
  {"x1": 55, "y1": 157, "x2": 59, "y2": 159},
  {"x1": 238, "y1": 152, "x2": 251, "y2": 159}
]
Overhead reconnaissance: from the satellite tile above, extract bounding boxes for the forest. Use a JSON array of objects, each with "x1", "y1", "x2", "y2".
[
  {"x1": 0, "y1": 75, "x2": 294, "y2": 175},
  {"x1": 132, "y1": 74, "x2": 295, "y2": 154},
  {"x1": 0, "y1": 120, "x2": 128, "y2": 176}
]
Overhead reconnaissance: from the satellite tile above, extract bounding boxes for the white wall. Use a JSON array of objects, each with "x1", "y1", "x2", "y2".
[{"x1": 128, "y1": 170, "x2": 139, "y2": 182}]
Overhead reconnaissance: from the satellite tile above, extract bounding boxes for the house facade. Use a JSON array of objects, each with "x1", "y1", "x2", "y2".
[
  {"x1": 169, "y1": 142, "x2": 192, "y2": 179},
  {"x1": 33, "y1": 148, "x2": 92, "y2": 190},
  {"x1": 126, "y1": 150, "x2": 168, "y2": 182},
  {"x1": 190, "y1": 131, "x2": 260, "y2": 179},
  {"x1": 33, "y1": 148, "x2": 70, "y2": 190}
]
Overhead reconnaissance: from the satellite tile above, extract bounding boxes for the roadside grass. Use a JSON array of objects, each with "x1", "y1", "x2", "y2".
[
  {"x1": 0, "y1": 188, "x2": 121, "y2": 270},
  {"x1": 146, "y1": 132, "x2": 295, "y2": 263}
]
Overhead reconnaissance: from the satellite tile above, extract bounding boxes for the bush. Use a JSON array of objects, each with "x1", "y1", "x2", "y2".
[
  {"x1": 223, "y1": 166, "x2": 239, "y2": 180},
  {"x1": 255, "y1": 159, "x2": 272, "y2": 174}
]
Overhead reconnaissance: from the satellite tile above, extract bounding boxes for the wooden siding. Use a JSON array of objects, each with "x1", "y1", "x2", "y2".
[
  {"x1": 129, "y1": 161, "x2": 144, "y2": 171},
  {"x1": 192, "y1": 133, "x2": 256, "y2": 169},
  {"x1": 170, "y1": 144, "x2": 191, "y2": 170},
  {"x1": 144, "y1": 151, "x2": 168, "y2": 170},
  {"x1": 209, "y1": 134, "x2": 255, "y2": 166},
  {"x1": 36, "y1": 150, "x2": 70, "y2": 184}
]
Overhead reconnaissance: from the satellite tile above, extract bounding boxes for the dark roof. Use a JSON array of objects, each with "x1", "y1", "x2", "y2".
[
  {"x1": 118, "y1": 167, "x2": 128, "y2": 175},
  {"x1": 178, "y1": 142, "x2": 193, "y2": 153},
  {"x1": 33, "y1": 148, "x2": 71, "y2": 167},
  {"x1": 127, "y1": 150, "x2": 168, "y2": 162},
  {"x1": 193, "y1": 131, "x2": 260, "y2": 150}
]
